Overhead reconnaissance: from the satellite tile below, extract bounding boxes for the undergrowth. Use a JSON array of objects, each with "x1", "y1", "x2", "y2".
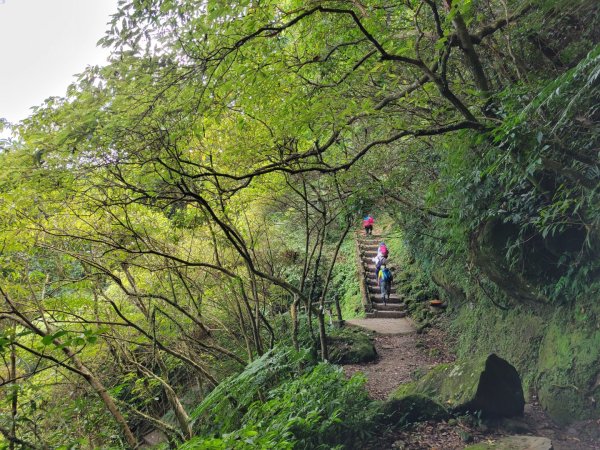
[
  {"x1": 332, "y1": 239, "x2": 364, "y2": 320},
  {"x1": 179, "y1": 345, "x2": 378, "y2": 449}
]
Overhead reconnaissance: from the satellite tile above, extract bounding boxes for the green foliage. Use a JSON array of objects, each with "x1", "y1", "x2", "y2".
[
  {"x1": 186, "y1": 346, "x2": 375, "y2": 449},
  {"x1": 331, "y1": 239, "x2": 363, "y2": 320},
  {"x1": 382, "y1": 17, "x2": 599, "y2": 425},
  {"x1": 190, "y1": 346, "x2": 315, "y2": 434},
  {"x1": 178, "y1": 429, "x2": 294, "y2": 450},
  {"x1": 239, "y1": 363, "x2": 373, "y2": 449},
  {"x1": 1, "y1": 0, "x2": 599, "y2": 443}
]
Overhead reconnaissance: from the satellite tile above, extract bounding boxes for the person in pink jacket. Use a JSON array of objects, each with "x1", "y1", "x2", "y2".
[{"x1": 363, "y1": 214, "x2": 374, "y2": 235}]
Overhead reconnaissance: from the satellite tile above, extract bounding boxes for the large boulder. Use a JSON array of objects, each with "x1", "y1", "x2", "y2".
[
  {"x1": 391, "y1": 354, "x2": 524, "y2": 418},
  {"x1": 327, "y1": 328, "x2": 377, "y2": 364}
]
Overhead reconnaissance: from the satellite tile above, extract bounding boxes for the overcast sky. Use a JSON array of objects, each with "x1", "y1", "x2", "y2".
[{"x1": 0, "y1": 0, "x2": 119, "y2": 125}]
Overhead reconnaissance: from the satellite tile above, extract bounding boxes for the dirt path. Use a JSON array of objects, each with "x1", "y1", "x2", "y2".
[
  {"x1": 346, "y1": 318, "x2": 416, "y2": 336},
  {"x1": 343, "y1": 323, "x2": 600, "y2": 449},
  {"x1": 343, "y1": 327, "x2": 453, "y2": 400}
]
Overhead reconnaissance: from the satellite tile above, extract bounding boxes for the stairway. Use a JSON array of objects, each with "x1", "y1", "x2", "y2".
[{"x1": 357, "y1": 236, "x2": 407, "y2": 319}]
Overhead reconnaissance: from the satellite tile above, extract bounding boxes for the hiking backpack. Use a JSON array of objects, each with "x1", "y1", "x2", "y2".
[{"x1": 381, "y1": 267, "x2": 392, "y2": 282}]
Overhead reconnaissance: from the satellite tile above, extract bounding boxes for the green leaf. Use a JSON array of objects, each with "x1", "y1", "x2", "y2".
[{"x1": 42, "y1": 330, "x2": 69, "y2": 346}]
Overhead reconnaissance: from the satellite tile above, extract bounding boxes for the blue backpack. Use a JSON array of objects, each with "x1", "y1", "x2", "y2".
[{"x1": 381, "y1": 268, "x2": 392, "y2": 282}]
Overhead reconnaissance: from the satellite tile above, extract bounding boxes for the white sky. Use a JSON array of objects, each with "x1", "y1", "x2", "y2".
[{"x1": 0, "y1": 0, "x2": 119, "y2": 125}]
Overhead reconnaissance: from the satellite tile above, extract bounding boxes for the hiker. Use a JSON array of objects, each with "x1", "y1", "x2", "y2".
[
  {"x1": 377, "y1": 264, "x2": 393, "y2": 305},
  {"x1": 372, "y1": 252, "x2": 387, "y2": 278},
  {"x1": 363, "y1": 214, "x2": 374, "y2": 235},
  {"x1": 378, "y1": 242, "x2": 389, "y2": 258}
]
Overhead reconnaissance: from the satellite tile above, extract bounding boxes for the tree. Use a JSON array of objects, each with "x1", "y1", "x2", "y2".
[{"x1": 6, "y1": 0, "x2": 596, "y2": 445}]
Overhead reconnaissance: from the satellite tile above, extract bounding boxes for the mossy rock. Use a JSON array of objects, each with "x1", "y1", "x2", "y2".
[
  {"x1": 327, "y1": 328, "x2": 377, "y2": 364},
  {"x1": 377, "y1": 395, "x2": 449, "y2": 425},
  {"x1": 535, "y1": 321, "x2": 600, "y2": 424},
  {"x1": 391, "y1": 354, "x2": 524, "y2": 418}
]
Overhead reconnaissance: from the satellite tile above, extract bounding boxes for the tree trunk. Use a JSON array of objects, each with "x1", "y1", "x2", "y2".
[
  {"x1": 318, "y1": 310, "x2": 328, "y2": 361},
  {"x1": 0, "y1": 287, "x2": 138, "y2": 448},
  {"x1": 156, "y1": 358, "x2": 193, "y2": 439},
  {"x1": 64, "y1": 347, "x2": 138, "y2": 448},
  {"x1": 444, "y1": 0, "x2": 491, "y2": 94},
  {"x1": 318, "y1": 220, "x2": 352, "y2": 325},
  {"x1": 291, "y1": 294, "x2": 300, "y2": 351},
  {"x1": 246, "y1": 264, "x2": 264, "y2": 355},
  {"x1": 9, "y1": 342, "x2": 17, "y2": 450}
]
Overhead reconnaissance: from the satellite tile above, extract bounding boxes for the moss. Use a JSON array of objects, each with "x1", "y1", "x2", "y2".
[
  {"x1": 392, "y1": 359, "x2": 487, "y2": 408},
  {"x1": 535, "y1": 317, "x2": 600, "y2": 424},
  {"x1": 378, "y1": 395, "x2": 449, "y2": 425},
  {"x1": 327, "y1": 327, "x2": 376, "y2": 364},
  {"x1": 392, "y1": 380, "x2": 421, "y2": 399},
  {"x1": 391, "y1": 364, "x2": 452, "y2": 400},
  {"x1": 390, "y1": 355, "x2": 524, "y2": 417},
  {"x1": 450, "y1": 298, "x2": 600, "y2": 424},
  {"x1": 452, "y1": 304, "x2": 544, "y2": 397}
]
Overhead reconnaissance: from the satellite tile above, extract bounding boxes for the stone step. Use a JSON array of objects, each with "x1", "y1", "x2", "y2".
[
  {"x1": 358, "y1": 244, "x2": 380, "y2": 249},
  {"x1": 367, "y1": 278, "x2": 397, "y2": 287},
  {"x1": 368, "y1": 286, "x2": 398, "y2": 295},
  {"x1": 366, "y1": 272, "x2": 397, "y2": 281},
  {"x1": 359, "y1": 243, "x2": 382, "y2": 250},
  {"x1": 363, "y1": 263, "x2": 395, "y2": 274},
  {"x1": 370, "y1": 294, "x2": 404, "y2": 303},
  {"x1": 366, "y1": 310, "x2": 407, "y2": 319},
  {"x1": 357, "y1": 236, "x2": 384, "y2": 243},
  {"x1": 364, "y1": 262, "x2": 396, "y2": 269},
  {"x1": 371, "y1": 302, "x2": 406, "y2": 311}
]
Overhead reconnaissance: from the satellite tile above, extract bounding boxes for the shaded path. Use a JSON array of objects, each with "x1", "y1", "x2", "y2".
[
  {"x1": 343, "y1": 324, "x2": 454, "y2": 400},
  {"x1": 346, "y1": 317, "x2": 415, "y2": 335},
  {"x1": 343, "y1": 322, "x2": 600, "y2": 449}
]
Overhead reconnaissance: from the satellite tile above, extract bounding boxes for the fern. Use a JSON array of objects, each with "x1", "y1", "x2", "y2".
[{"x1": 190, "y1": 346, "x2": 313, "y2": 434}]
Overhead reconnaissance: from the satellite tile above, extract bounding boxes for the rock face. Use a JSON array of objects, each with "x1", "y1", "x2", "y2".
[{"x1": 392, "y1": 354, "x2": 525, "y2": 418}]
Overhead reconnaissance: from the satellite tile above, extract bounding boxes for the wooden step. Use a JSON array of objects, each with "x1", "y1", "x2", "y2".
[{"x1": 366, "y1": 310, "x2": 407, "y2": 319}]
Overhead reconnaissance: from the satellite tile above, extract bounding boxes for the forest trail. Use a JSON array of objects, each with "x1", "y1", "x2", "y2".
[
  {"x1": 348, "y1": 233, "x2": 600, "y2": 449},
  {"x1": 346, "y1": 317, "x2": 415, "y2": 335},
  {"x1": 343, "y1": 326, "x2": 452, "y2": 400},
  {"x1": 357, "y1": 236, "x2": 407, "y2": 319},
  {"x1": 342, "y1": 324, "x2": 600, "y2": 449}
]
